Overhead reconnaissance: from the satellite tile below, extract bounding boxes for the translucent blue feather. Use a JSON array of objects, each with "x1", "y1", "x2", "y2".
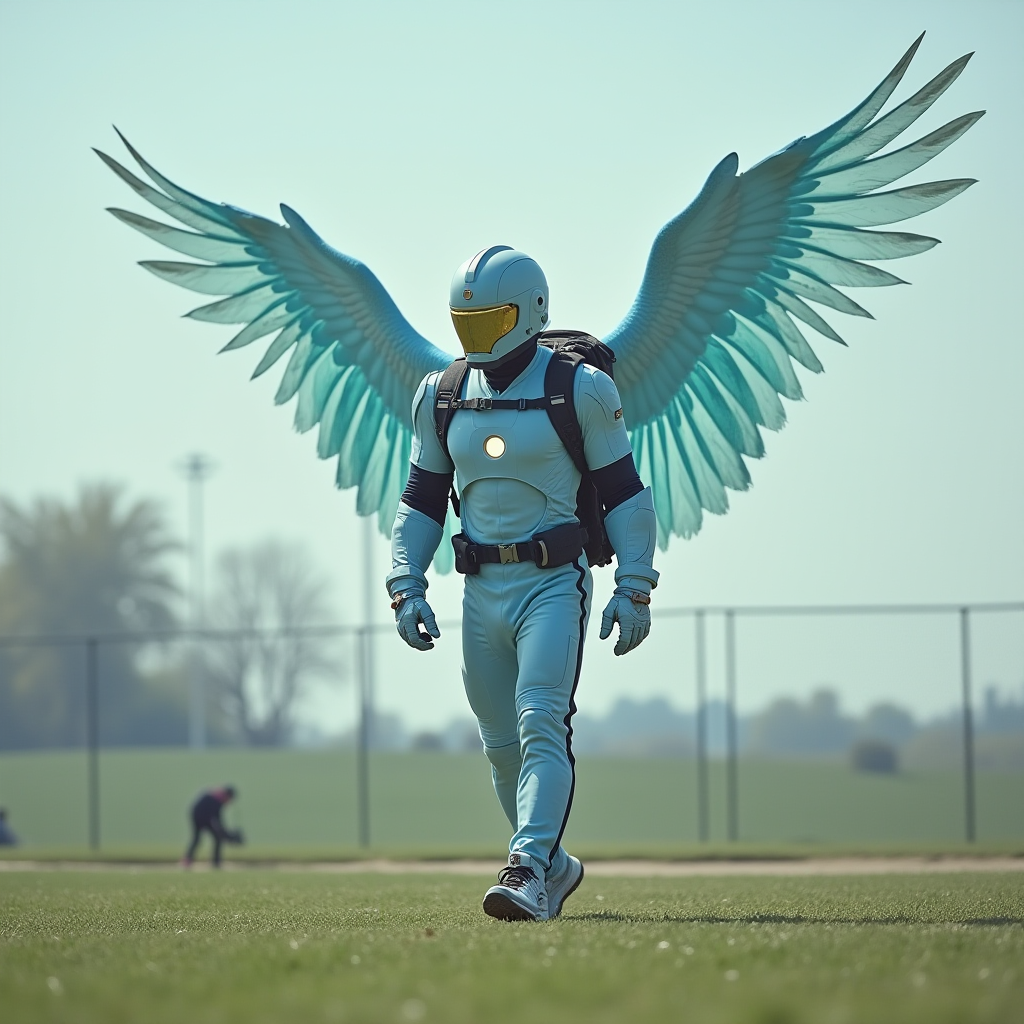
[
  {"x1": 185, "y1": 283, "x2": 284, "y2": 325},
  {"x1": 221, "y1": 303, "x2": 296, "y2": 353},
  {"x1": 605, "y1": 36, "x2": 981, "y2": 544},
  {"x1": 812, "y1": 54, "x2": 973, "y2": 173},
  {"x1": 768, "y1": 285, "x2": 845, "y2": 345},
  {"x1": 139, "y1": 260, "x2": 266, "y2": 296},
  {"x1": 806, "y1": 112, "x2": 983, "y2": 198},
  {"x1": 108, "y1": 208, "x2": 249, "y2": 262},
  {"x1": 251, "y1": 319, "x2": 304, "y2": 379},
  {"x1": 792, "y1": 226, "x2": 938, "y2": 261},
  {"x1": 802, "y1": 179, "x2": 975, "y2": 227},
  {"x1": 100, "y1": 134, "x2": 455, "y2": 566},
  {"x1": 779, "y1": 251, "x2": 906, "y2": 288}
]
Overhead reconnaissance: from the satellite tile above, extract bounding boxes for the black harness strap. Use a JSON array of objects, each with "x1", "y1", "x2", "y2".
[
  {"x1": 432, "y1": 358, "x2": 470, "y2": 516},
  {"x1": 431, "y1": 350, "x2": 590, "y2": 519},
  {"x1": 542, "y1": 351, "x2": 588, "y2": 477},
  {"x1": 433, "y1": 357, "x2": 470, "y2": 451},
  {"x1": 449, "y1": 396, "x2": 551, "y2": 411}
]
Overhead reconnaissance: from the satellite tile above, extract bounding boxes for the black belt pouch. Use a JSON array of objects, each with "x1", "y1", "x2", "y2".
[
  {"x1": 530, "y1": 522, "x2": 589, "y2": 568},
  {"x1": 451, "y1": 533, "x2": 480, "y2": 575}
]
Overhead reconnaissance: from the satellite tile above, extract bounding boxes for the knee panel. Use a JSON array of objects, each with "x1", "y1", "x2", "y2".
[
  {"x1": 517, "y1": 706, "x2": 567, "y2": 754},
  {"x1": 483, "y1": 740, "x2": 523, "y2": 774}
]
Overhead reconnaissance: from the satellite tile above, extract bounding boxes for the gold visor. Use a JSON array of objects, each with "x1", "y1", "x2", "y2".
[{"x1": 450, "y1": 303, "x2": 519, "y2": 354}]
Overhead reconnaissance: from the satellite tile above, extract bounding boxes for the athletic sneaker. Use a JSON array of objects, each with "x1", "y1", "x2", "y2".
[
  {"x1": 546, "y1": 852, "x2": 584, "y2": 919},
  {"x1": 482, "y1": 862, "x2": 549, "y2": 921}
]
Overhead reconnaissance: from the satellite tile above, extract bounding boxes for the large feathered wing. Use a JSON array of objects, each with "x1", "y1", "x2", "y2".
[
  {"x1": 97, "y1": 133, "x2": 458, "y2": 568},
  {"x1": 604, "y1": 35, "x2": 983, "y2": 547}
]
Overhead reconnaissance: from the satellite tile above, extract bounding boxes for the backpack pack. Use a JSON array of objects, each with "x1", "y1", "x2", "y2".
[{"x1": 432, "y1": 330, "x2": 617, "y2": 568}]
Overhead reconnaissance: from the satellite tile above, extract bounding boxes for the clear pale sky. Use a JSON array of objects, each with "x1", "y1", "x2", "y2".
[{"x1": 1, "y1": 0, "x2": 1021, "y2": 734}]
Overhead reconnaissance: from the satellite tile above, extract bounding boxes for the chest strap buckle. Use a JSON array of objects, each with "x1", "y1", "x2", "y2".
[{"x1": 497, "y1": 543, "x2": 520, "y2": 564}]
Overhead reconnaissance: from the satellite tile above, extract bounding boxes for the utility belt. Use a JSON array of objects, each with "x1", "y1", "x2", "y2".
[{"x1": 452, "y1": 522, "x2": 588, "y2": 575}]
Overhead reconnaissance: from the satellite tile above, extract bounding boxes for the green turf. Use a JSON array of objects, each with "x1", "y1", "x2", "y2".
[
  {"x1": 1, "y1": 748, "x2": 1021, "y2": 851},
  {"x1": 0, "y1": 871, "x2": 1021, "y2": 1024}
]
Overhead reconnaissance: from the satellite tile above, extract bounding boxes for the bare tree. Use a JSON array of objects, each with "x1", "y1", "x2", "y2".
[{"x1": 204, "y1": 540, "x2": 339, "y2": 746}]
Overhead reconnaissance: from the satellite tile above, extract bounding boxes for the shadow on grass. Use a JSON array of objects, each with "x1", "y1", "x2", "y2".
[{"x1": 566, "y1": 911, "x2": 1023, "y2": 927}]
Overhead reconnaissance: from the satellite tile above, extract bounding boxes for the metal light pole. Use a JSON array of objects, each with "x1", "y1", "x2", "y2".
[
  {"x1": 694, "y1": 610, "x2": 709, "y2": 843},
  {"x1": 724, "y1": 609, "x2": 739, "y2": 843},
  {"x1": 179, "y1": 453, "x2": 215, "y2": 749},
  {"x1": 362, "y1": 515, "x2": 376, "y2": 722},
  {"x1": 356, "y1": 514, "x2": 377, "y2": 847},
  {"x1": 960, "y1": 607, "x2": 976, "y2": 843},
  {"x1": 86, "y1": 638, "x2": 100, "y2": 851}
]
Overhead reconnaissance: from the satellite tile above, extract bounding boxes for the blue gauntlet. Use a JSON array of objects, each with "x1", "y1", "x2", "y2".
[
  {"x1": 599, "y1": 589, "x2": 651, "y2": 656},
  {"x1": 600, "y1": 487, "x2": 659, "y2": 656},
  {"x1": 391, "y1": 589, "x2": 441, "y2": 651},
  {"x1": 386, "y1": 501, "x2": 444, "y2": 652}
]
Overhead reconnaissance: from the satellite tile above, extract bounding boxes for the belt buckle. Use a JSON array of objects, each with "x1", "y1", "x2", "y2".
[{"x1": 497, "y1": 543, "x2": 519, "y2": 564}]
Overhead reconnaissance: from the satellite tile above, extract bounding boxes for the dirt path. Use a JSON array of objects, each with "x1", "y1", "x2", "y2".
[{"x1": 1, "y1": 857, "x2": 1021, "y2": 875}]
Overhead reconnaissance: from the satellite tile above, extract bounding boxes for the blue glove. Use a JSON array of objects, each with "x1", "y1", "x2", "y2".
[
  {"x1": 599, "y1": 587, "x2": 651, "y2": 656},
  {"x1": 392, "y1": 590, "x2": 441, "y2": 651}
]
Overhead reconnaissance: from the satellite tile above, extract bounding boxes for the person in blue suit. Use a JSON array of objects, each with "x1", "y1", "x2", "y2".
[{"x1": 387, "y1": 247, "x2": 659, "y2": 921}]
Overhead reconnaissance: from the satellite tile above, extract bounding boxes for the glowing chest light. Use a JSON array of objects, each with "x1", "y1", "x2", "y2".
[{"x1": 483, "y1": 434, "x2": 506, "y2": 459}]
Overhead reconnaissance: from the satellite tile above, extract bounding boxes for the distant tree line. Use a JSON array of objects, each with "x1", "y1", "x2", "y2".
[
  {"x1": 0, "y1": 484, "x2": 339, "y2": 751},
  {"x1": 293, "y1": 689, "x2": 1024, "y2": 772},
  {"x1": 567, "y1": 689, "x2": 1024, "y2": 771}
]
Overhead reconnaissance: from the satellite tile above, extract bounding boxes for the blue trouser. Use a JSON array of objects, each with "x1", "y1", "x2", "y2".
[{"x1": 461, "y1": 556, "x2": 592, "y2": 872}]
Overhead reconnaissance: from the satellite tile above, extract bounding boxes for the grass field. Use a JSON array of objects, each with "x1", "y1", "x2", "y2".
[
  {"x1": 1, "y1": 870, "x2": 1021, "y2": 1024},
  {"x1": 1, "y1": 748, "x2": 1022, "y2": 851}
]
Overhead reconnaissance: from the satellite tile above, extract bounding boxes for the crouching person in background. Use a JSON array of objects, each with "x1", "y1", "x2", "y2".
[{"x1": 182, "y1": 785, "x2": 244, "y2": 868}]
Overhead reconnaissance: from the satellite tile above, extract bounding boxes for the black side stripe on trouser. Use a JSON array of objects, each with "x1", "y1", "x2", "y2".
[{"x1": 548, "y1": 558, "x2": 588, "y2": 870}]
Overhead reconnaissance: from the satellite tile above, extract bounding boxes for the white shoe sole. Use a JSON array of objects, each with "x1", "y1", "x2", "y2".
[{"x1": 547, "y1": 858, "x2": 584, "y2": 919}]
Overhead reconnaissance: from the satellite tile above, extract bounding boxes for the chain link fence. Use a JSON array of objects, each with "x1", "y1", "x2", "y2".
[{"x1": 0, "y1": 601, "x2": 1021, "y2": 851}]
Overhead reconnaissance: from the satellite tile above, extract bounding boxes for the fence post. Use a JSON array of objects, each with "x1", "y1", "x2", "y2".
[
  {"x1": 725, "y1": 610, "x2": 738, "y2": 843},
  {"x1": 960, "y1": 607, "x2": 976, "y2": 843},
  {"x1": 356, "y1": 628, "x2": 371, "y2": 848},
  {"x1": 85, "y1": 637, "x2": 100, "y2": 851},
  {"x1": 694, "y1": 610, "x2": 708, "y2": 843}
]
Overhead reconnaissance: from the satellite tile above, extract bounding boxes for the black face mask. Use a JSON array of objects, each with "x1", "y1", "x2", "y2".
[{"x1": 482, "y1": 339, "x2": 539, "y2": 392}]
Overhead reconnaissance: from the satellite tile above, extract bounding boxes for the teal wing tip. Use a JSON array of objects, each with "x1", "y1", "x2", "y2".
[
  {"x1": 720, "y1": 152, "x2": 740, "y2": 176},
  {"x1": 905, "y1": 31, "x2": 926, "y2": 61},
  {"x1": 93, "y1": 147, "x2": 124, "y2": 172},
  {"x1": 280, "y1": 204, "x2": 304, "y2": 228},
  {"x1": 113, "y1": 125, "x2": 135, "y2": 153}
]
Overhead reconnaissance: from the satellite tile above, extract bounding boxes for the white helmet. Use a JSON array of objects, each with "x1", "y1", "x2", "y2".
[{"x1": 449, "y1": 246, "x2": 549, "y2": 365}]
